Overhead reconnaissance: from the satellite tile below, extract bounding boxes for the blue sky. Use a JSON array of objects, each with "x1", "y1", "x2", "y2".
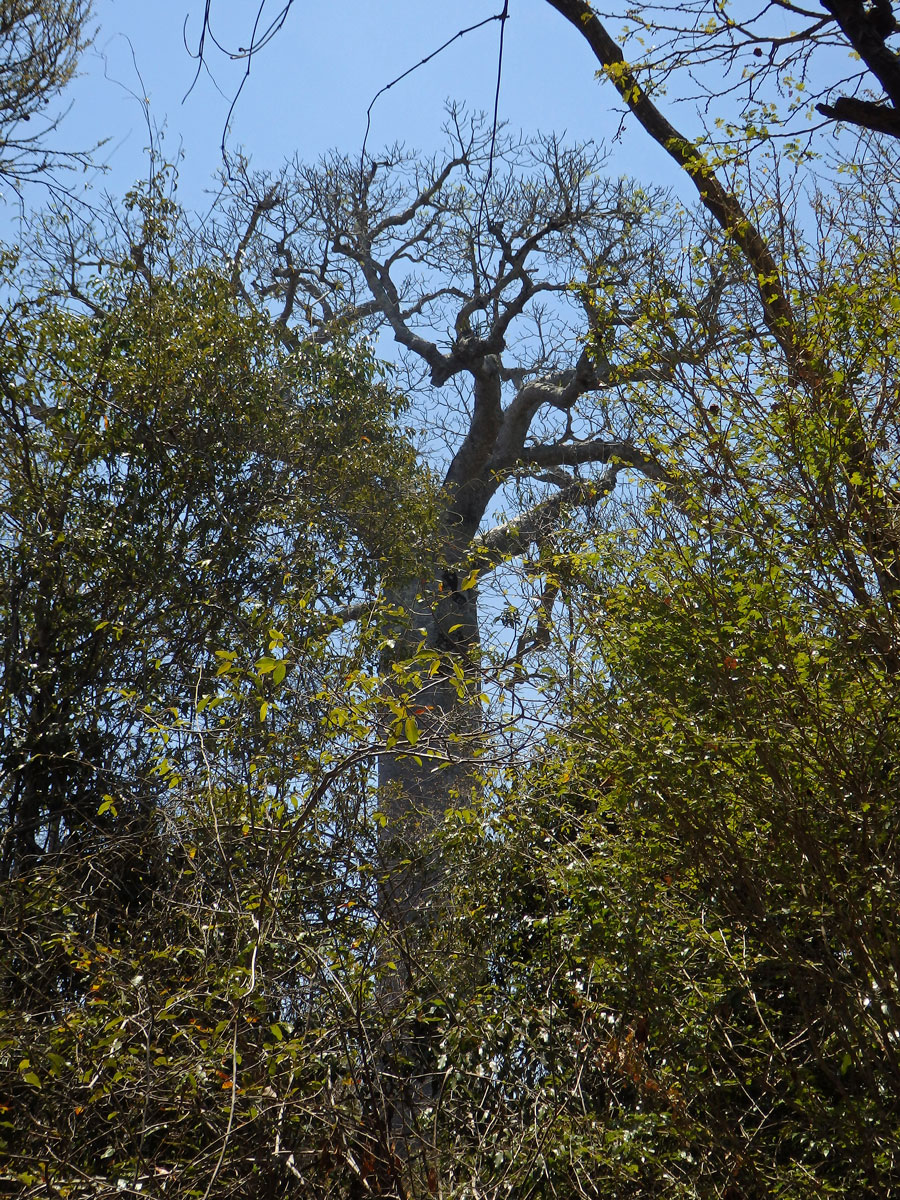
[{"x1": 20, "y1": 0, "x2": 692, "y2": 219}]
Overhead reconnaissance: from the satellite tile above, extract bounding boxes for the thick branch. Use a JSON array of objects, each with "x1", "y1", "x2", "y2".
[
  {"x1": 545, "y1": 0, "x2": 900, "y2": 611},
  {"x1": 820, "y1": 0, "x2": 900, "y2": 111},
  {"x1": 492, "y1": 344, "x2": 670, "y2": 464},
  {"x1": 488, "y1": 351, "x2": 614, "y2": 476},
  {"x1": 816, "y1": 95, "x2": 900, "y2": 136},
  {"x1": 441, "y1": 357, "x2": 505, "y2": 552},
  {"x1": 520, "y1": 437, "x2": 673, "y2": 484},
  {"x1": 353, "y1": 248, "x2": 507, "y2": 388},
  {"x1": 513, "y1": 349, "x2": 611, "y2": 412},
  {"x1": 354, "y1": 252, "x2": 452, "y2": 383},
  {"x1": 474, "y1": 472, "x2": 618, "y2": 565},
  {"x1": 231, "y1": 188, "x2": 280, "y2": 298}
]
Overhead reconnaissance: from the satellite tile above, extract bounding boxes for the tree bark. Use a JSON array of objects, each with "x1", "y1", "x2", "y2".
[{"x1": 377, "y1": 574, "x2": 482, "y2": 925}]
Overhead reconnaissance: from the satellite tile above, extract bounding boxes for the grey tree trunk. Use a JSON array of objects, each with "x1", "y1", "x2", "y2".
[
  {"x1": 377, "y1": 574, "x2": 481, "y2": 925},
  {"x1": 371, "y1": 570, "x2": 483, "y2": 1196}
]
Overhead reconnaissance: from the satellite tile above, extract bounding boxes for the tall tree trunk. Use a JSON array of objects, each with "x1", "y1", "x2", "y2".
[
  {"x1": 371, "y1": 572, "x2": 482, "y2": 1197},
  {"x1": 378, "y1": 570, "x2": 482, "y2": 921}
]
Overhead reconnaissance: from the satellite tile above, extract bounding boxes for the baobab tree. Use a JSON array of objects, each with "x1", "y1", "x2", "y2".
[
  {"x1": 212, "y1": 114, "x2": 729, "y2": 894},
  {"x1": 203, "y1": 117, "x2": 741, "y2": 1191}
]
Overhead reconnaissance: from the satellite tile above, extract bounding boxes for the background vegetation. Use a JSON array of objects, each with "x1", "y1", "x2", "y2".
[{"x1": 2, "y1": 3, "x2": 900, "y2": 1197}]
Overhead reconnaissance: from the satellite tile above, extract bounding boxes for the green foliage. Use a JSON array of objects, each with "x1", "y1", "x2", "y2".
[
  {"x1": 0, "y1": 789, "x2": 393, "y2": 1197},
  {"x1": 0, "y1": 216, "x2": 429, "y2": 879},
  {"x1": 0, "y1": 176, "x2": 448, "y2": 1197},
  {"x1": 420, "y1": 173, "x2": 900, "y2": 1194},
  {"x1": 0, "y1": 229, "x2": 419, "y2": 1200}
]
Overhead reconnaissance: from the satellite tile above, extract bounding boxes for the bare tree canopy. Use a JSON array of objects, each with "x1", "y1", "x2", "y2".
[{"x1": 216, "y1": 115, "x2": 714, "y2": 566}]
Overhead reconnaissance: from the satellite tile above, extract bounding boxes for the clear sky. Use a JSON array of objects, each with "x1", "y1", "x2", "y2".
[{"x1": 18, "y1": 0, "x2": 693, "y2": 220}]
